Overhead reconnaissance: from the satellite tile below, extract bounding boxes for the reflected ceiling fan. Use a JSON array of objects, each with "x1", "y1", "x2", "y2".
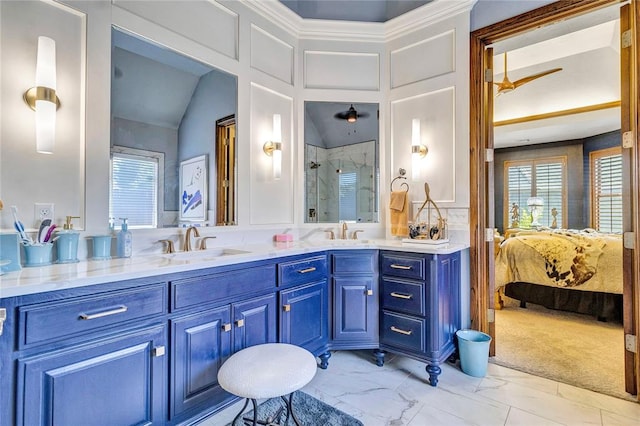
[
  {"x1": 495, "y1": 52, "x2": 562, "y2": 96},
  {"x1": 334, "y1": 104, "x2": 369, "y2": 123}
]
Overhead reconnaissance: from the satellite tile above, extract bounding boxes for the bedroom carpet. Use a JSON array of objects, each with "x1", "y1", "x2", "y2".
[{"x1": 492, "y1": 296, "x2": 632, "y2": 401}]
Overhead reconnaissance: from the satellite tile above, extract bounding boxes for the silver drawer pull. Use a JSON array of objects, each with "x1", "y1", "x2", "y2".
[
  {"x1": 390, "y1": 326, "x2": 412, "y2": 336},
  {"x1": 390, "y1": 292, "x2": 412, "y2": 300},
  {"x1": 297, "y1": 267, "x2": 316, "y2": 274},
  {"x1": 390, "y1": 264, "x2": 412, "y2": 270},
  {"x1": 79, "y1": 305, "x2": 128, "y2": 320}
]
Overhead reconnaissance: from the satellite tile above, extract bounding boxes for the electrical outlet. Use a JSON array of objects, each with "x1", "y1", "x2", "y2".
[{"x1": 35, "y1": 203, "x2": 54, "y2": 223}]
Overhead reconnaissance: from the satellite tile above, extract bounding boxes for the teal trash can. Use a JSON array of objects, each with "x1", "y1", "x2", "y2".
[{"x1": 456, "y1": 329, "x2": 491, "y2": 377}]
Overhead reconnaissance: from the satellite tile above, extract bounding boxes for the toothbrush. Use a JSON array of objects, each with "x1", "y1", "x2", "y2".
[{"x1": 11, "y1": 205, "x2": 32, "y2": 245}]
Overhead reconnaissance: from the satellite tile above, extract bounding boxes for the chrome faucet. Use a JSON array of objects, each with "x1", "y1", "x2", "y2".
[
  {"x1": 184, "y1": 226, "x2": 200, "y2": 251},
  {"x1": 341, "y1": 222, "x2": 348, "y2": 240}
]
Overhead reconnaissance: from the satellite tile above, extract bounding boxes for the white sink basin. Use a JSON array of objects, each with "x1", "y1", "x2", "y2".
[{"x1": 162, "y1": 248, "x2": 251, "y2": 262}]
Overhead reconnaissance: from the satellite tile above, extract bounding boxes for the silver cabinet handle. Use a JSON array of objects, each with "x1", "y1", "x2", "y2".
[
  {"x1": 390, "y1": 292, "x2": 412, "y2": 300},
  {"x1": 297, "y1": 267, "x2": 316, "y2": 274},
  {"x1": 390, "y1": 264, "x2": 412, "y2": 270},
  {"x1": 79, "y1": 305, "x2": 128, "y2": 320},
  {"x1": 390, "y1": 326, "x2": 412, "y2": 336}
]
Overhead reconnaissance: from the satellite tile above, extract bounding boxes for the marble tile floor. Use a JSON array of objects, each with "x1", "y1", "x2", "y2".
[{"x1": 200, "y1": 350, "x2": 640, "y2": 426}]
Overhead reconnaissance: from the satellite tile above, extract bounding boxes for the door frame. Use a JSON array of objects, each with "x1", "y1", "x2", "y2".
[{"x1": 469, "y1": 0, "x2": 639, "y2": 397}]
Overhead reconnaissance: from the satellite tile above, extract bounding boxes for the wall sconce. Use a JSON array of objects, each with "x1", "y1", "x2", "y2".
[
  {"x1": 263, "y1": 114, "x2": 282, "y2": 179},
  {"x1": 411, "y1": 118, "x2": 427, "y2": 180},
  {"x1": 23, "y1": 36, "x2": 60, "y2": 154}
]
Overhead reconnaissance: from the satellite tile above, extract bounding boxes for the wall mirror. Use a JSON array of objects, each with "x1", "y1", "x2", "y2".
[
  {"x1": 304, "y1": 101, "x2": 379, "y2": 223},
  {"x1": 111, "y1": 27, "x2": 238, "y2": 228}
]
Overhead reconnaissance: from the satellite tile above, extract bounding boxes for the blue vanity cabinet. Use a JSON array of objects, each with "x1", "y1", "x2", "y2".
[
  {"x1": 18, "y1": 324, "x2": 166, "y2": 425},
  {"x1": 379, "y1": 250, "x2": 461, "y2": 386},
  {"x1": 1, "y1": 279, "x2": 169, "y2": 426},
  {"x1": 169, "y1": 263, "x2": 277, "y2": 423},
  {"x1": 278, "y1": 254, "x2": 329, "y2": 365},
  {"x1": 331, "y1": 250, "x2": 379, "y2": 348}
]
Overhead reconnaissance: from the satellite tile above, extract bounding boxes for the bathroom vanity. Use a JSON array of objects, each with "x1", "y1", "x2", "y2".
[{"x1": 0, "y1": 242, "x2": 464, "y2": 425}]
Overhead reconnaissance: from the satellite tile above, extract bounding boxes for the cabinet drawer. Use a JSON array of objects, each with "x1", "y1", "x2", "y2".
[
  {"x1": 278, "y1": 255, "x2": 327, "y2": 287},
  {"x1": 332, "y1": 251, "x2": 376, "y2": 274},
  {"x1": 20, "y1": 283, "x2": 166, "y2": 348},
  {"x1": 380, "y1": 311, "x2": 425, "y2": 353},
  {"x1": 381, "y1": 278, "x2": 425, "y2": 316},
  {"x1": 380, "y1": 253, "x2": 425, "y2": 280},
  {"x1": 172, "y1": 265, "x2": 275, "y2": 311}
]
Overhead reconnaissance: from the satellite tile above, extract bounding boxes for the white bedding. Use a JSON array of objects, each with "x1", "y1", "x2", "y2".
[{"x1": 495, "y1": 230, "x2": 623, "y2": 294}]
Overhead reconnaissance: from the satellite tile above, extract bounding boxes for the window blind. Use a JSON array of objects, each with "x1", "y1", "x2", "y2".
[
  {"x1": 592, "y1": 149, "x2": 622, "y2": 233},
  {"x1": 339, "y1": 172, "x2": 357, "y2": 221},
  {"x1": 110, "y1": 152, "x2": 159, "y2": 228},
  {"x1": 504, "y1": 157, "x2": 566, "y2": 229}
]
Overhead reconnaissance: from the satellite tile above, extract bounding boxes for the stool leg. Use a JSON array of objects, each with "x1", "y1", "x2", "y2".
[
  {"x1": 232, "y1": 398, "x2": 250, "y2": 426},
  {"x1": 283, "y1": 392, "x2": 302, "y2": 426},
  {"x1": 250, "y1": 399, "x2": 258, "y2": 426}
]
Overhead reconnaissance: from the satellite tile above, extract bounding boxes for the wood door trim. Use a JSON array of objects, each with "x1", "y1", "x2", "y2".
[{"x1": 470, "y1": 0, "x2": 638, "y2": 397}]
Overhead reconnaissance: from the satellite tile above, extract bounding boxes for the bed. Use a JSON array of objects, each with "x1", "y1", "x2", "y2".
[{"x1": 494, "y1": 229, "x2": 623, "y2": 322}]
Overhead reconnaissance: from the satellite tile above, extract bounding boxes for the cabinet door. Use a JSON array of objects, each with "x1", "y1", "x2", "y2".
[
  {"x1": 232, "y1": 293, "x2": 277, "y2": 352},
  {"x1": 333, "y1": 276, "x2": 378, "y2": 343},
  {"x1": 280, "y1": 281, "x2": 328, "y2": 354},
  {"x1": 171, "y1": 306, "x2": 232, "y2": 421},
  {"x1": 18, "y1": 325, "x2": 166, "y2": 426}
]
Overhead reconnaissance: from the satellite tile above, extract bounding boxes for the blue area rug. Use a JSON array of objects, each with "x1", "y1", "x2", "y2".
[{"x1": 227, "y1": 391, "x2": 362, "y2": 426}]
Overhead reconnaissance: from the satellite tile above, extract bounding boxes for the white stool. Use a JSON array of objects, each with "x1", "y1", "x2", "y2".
[{"x1": 218, "y1": 343, "x2": 317, "y2": 426}]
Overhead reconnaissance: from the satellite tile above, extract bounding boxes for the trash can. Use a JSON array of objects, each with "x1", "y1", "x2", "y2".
[{"x1": 456, "y1": 329, "x2": 491, "y2": 377}]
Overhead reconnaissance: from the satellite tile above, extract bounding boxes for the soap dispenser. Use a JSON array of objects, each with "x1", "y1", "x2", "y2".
[
  {"x1": 56, "y1": 216, "x2": 80, "y2": 263},
  {"x1": 116, "y1": 218, "x2": 132, "y2": 258}
]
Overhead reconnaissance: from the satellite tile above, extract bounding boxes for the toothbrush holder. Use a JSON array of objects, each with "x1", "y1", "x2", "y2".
[
  {"x1": 91, "y1": 235, "x2": 113, "y2": 260},
  {"x1": 23, "y1": 243, "x2": 53, "y2": 267},
  {"x1": 56, "y1": 231, "x2": 79, "y2": 263}
]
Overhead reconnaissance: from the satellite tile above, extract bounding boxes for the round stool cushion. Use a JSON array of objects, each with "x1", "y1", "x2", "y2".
[{"x1": 218, "y1": 343, "x2": 317, "y2": 399}]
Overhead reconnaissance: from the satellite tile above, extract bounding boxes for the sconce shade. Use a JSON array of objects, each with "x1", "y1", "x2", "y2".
[
  {"x1": 24, "y1": 36, "x2": 59, "y2": 154},
  {"x1": 263, "y1": 114, "x2": 282, "y2": 179},
  {"x1": 411, "y1": 118, "x2": 427, "y2": 180}
]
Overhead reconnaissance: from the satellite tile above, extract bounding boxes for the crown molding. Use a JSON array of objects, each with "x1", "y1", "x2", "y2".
[
  {"x1": 384, "y1": 0, "x2": 477, "y2": 41},
  {"x1": 240, "y1": 0, "x2": 476, "y2": 43}
]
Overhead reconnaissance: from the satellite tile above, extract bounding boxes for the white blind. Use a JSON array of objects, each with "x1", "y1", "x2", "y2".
[
  {"x1": 110, "y1": 152, "x2": 159, "y2": 228},
  {"x1": 504, "y1": 157, "x2": 566, "y2": 229},
  {"x1": 339, "y1": 172, "x2": 357, "y2": 221},
  {"x1": 592, "y1": 148, "x2": 622, "y2": 233}
]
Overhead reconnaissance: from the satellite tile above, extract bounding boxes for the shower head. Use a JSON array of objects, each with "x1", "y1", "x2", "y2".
[{"x1": 310, "y1": 161, "x2": 321, "y2": 169}]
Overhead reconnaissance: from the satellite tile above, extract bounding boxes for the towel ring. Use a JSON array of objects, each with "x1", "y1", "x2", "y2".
[{"x1": 390, "y1": 168, "x2": 409, "y2": 192}]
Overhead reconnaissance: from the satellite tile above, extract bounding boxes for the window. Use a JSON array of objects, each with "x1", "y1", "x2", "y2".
[
  {"x1": 590, "y1": 147, "x2": 622, "y2": 233},
  {"x1": 339, "y1": 172, "x2": 357, "y2": 221},
  {"x1": 504, "y1": 157, "x2": 566, "y2": 229},
  {"x1": 110, "y1": 146, "x2": 164, "y2": 229}
]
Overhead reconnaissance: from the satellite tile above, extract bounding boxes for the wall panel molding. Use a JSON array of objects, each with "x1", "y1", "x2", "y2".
[
  {"x1": 113, "y1": 0, "x2": 239, "y2": 60},
  {"x1": 250, "y1": 24, "x2": 294, "y2": 85},
  {"x1": 304, "y1": 51, "x2": 379, "y2": 90},
  {"x1": 390, "y1": 30, "x2": 455, "y2": 89}
]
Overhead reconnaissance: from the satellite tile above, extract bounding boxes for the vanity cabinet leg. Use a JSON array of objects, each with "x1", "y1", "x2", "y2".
[
  {"x1": 373, "y1": 349, "x2": 385, "y2": 367},
  {"x1": 318, "y1": 351, "x2": 331, "y2": 369},
  {"x1": 426, "y1": 363, "x2": 441, "y2": 387}
]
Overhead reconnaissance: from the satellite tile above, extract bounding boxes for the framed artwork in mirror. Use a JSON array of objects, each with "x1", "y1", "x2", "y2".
[{"x1": 179, "y1": 155, "x2": 207, "y2": 222}]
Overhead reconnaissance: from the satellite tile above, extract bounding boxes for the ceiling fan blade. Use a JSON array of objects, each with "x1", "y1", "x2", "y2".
[
  {"x1": 358, "y1": 112, "x2": 370, "y2": 118},
  {"x1": 512, "y1": 67, "x2": 562, "y2": 89}
]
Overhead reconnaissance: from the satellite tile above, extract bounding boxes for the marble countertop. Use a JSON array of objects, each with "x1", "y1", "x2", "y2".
[{"x1": 0, "y1": 239, "x2": 468, "y2": 298}]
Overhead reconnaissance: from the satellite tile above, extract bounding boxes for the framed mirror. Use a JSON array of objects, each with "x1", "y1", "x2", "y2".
[
  {"x1": 304, "y1": 101, "x2": 379, "y2": 223},
  {"x1": 110, "y1": 27, "x2": 238, "y2": 228}
]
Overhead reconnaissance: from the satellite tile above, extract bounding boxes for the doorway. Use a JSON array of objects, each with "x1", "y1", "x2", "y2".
[{"x1": 469, "y1": 0, "x2": 639, "y2": 398}]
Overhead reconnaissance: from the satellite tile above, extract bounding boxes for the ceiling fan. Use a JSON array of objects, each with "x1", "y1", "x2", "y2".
[
  {"x1": 334, "y1": 104, "x2": 369, "y2": 123},
  {"x1": 495, "y1": 52, "x2": 562, "y2": 96}
]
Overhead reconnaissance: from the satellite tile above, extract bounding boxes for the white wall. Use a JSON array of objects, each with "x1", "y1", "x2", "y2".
[{"x1": 1, "y1": 0, "x2": 477, "y2": 257}]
